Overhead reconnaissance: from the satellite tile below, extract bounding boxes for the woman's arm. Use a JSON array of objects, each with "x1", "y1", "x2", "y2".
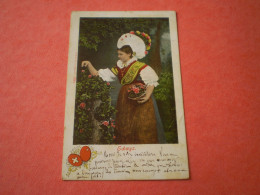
[
  {"x1": 82, "y1": 61, "x2": 118, "y2": 82},
  {"x1": 81, "y1": 61, "x2": 99, "y2": 76},
  {"x1": 137, "y1": 65, "x2": 159, "y2": 104},
  {"x1": 137, "y1": 85, "x2": 154, "y2": 104}
]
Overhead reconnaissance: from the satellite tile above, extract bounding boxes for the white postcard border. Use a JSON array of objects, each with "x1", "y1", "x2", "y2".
[{"x1": 62, "y1": 11, "x2": 189, "y2": 180}]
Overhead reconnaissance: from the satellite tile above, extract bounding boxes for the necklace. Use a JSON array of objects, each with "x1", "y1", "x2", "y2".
[{"x1": 120, "y1": 67, "x2": 127, "y2": 78}]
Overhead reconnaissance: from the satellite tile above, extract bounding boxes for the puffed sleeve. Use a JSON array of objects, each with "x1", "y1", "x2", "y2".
[
  {"x1": 139, "y1": 66, "x2": 159, "y2": 87},
  {"x1": 98, "y1": 68, "x2": 117, "y2": 82}
]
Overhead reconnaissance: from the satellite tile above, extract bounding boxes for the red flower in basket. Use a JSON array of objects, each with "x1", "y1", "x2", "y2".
[
  {"x1": 128, "y1": 83, "x2": 146, "y2": 100},
  {"x1": 133, "y1": 88, "x2": 140, "y2": 94}
]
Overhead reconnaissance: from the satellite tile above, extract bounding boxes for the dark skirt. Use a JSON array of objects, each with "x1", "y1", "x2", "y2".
[{"x1": 114, "y1": 84, "x2": 158, "y2": 144}]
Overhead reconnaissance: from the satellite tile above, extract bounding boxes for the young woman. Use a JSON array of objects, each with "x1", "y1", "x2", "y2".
[{"x1": 81, "y1": 32, "x2": 164, "y2": 144}]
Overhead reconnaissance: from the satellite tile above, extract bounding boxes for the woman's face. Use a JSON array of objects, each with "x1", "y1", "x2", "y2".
[{"x1": 117, "y1": 50, "x2": 131, "y2": 63}]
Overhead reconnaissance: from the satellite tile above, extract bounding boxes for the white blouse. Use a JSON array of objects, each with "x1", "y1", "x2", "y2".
[{"x1": 98, "y1": 57, "x2": 159, "y2": 87}]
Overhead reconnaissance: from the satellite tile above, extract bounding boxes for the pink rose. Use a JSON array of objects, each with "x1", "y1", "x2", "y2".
[
  {"x1": 88, "y1": 75, "x2": 92, "y2": 78},
  {"x1": 133, "y1": 88, "x2": 140, "y2": 94},
  {"x1": 145, "y1": 51, "x2": 148, "y2": 55},
  {"x1": 107, "y1": 82, "x2": 110, "y2": 86},
  {"x1": 142, "y1": 32, "x2": 145, "y2": 36},
  {"x1": 102, "y1": 121, "x2": 109, "y2": 126},
  {"x1": 130, "y1": 31, "x2": 135, "y2": 34},
  {"x1": 80, "y1": 102, "x2": 86, "y2": 109},
  {"x1": 82, "y1": 70, "x2": 85, "y2": 72}
]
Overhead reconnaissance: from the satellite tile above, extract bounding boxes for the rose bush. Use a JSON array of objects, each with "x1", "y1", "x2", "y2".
[{"x1": 74, "y1": 68, "x2": 116, "y2": 144}]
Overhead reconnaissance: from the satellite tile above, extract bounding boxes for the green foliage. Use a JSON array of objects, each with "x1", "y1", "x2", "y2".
[
  {"x1": 79, "y1": 18, "x2": 154, "y2": 51},
  {"x1": 99, "y1": 120, "x2": 116, "y2": 145},
  {"x1": 154, "y1": 71, "x2": 174, "y2": 101},
  {"x1": 74, "y1": 69, "x2": 116, "y2": 144},
  {"x1": 94, "y1": 102, "x2": 116, "y2": 121},
  {"x1": 153, "y1": 70, "x2": 178, "y2": 143}
]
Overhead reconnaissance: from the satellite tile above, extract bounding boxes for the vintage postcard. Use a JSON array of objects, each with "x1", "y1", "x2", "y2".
[{"x1": 62, "y1": 11, "x2": 189, "y2": 180}]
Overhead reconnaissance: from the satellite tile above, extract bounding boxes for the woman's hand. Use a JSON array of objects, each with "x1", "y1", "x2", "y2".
[
  {"x1": 81, "y1": 61, "x2": 99, "y2": 76},
  {"x1": 81, "y1": 61, "x2": 91, "y2": 67},
  {"x1": 137, "y1": 94, "x2": 150, "y2": 104},
  {"x1": 136, "y1": 85, "x2": 154, "y2": 104}
]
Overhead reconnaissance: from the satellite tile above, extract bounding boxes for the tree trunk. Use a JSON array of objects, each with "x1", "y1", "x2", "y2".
[
  {"x1": 91, "y1": 99, "x2": 102, "y2": 144},
  {"x1": 149, "y1": 21, "x2": 162, "y2": 76}
]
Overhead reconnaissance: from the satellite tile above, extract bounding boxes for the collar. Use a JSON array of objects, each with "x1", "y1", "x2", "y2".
[{"x1": 117, "y1": 56, "x2": 138, "y2": 69}]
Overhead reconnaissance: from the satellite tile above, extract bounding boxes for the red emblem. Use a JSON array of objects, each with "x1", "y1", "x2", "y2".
[
  {"x1": 68, "y1": 154, "x2": 82, "y2": 166},
  {"x1": 80, "y1": 146, "x2": 91, "y2": 162}
]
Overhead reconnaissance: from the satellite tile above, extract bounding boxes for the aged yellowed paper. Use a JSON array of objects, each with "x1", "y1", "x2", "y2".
[{"x1": 62, "y1": 11, "x2": 189, "y2": 180}]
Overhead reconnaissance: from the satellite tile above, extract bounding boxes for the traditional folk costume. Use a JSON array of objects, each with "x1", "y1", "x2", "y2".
[{"x1": 98, "y1": 31, "x2": 165, "y2": 144}]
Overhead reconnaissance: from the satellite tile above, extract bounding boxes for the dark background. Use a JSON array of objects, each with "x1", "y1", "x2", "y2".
[{"x1": 76, "y1": 18, "x2": 178, "y2": 143}]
